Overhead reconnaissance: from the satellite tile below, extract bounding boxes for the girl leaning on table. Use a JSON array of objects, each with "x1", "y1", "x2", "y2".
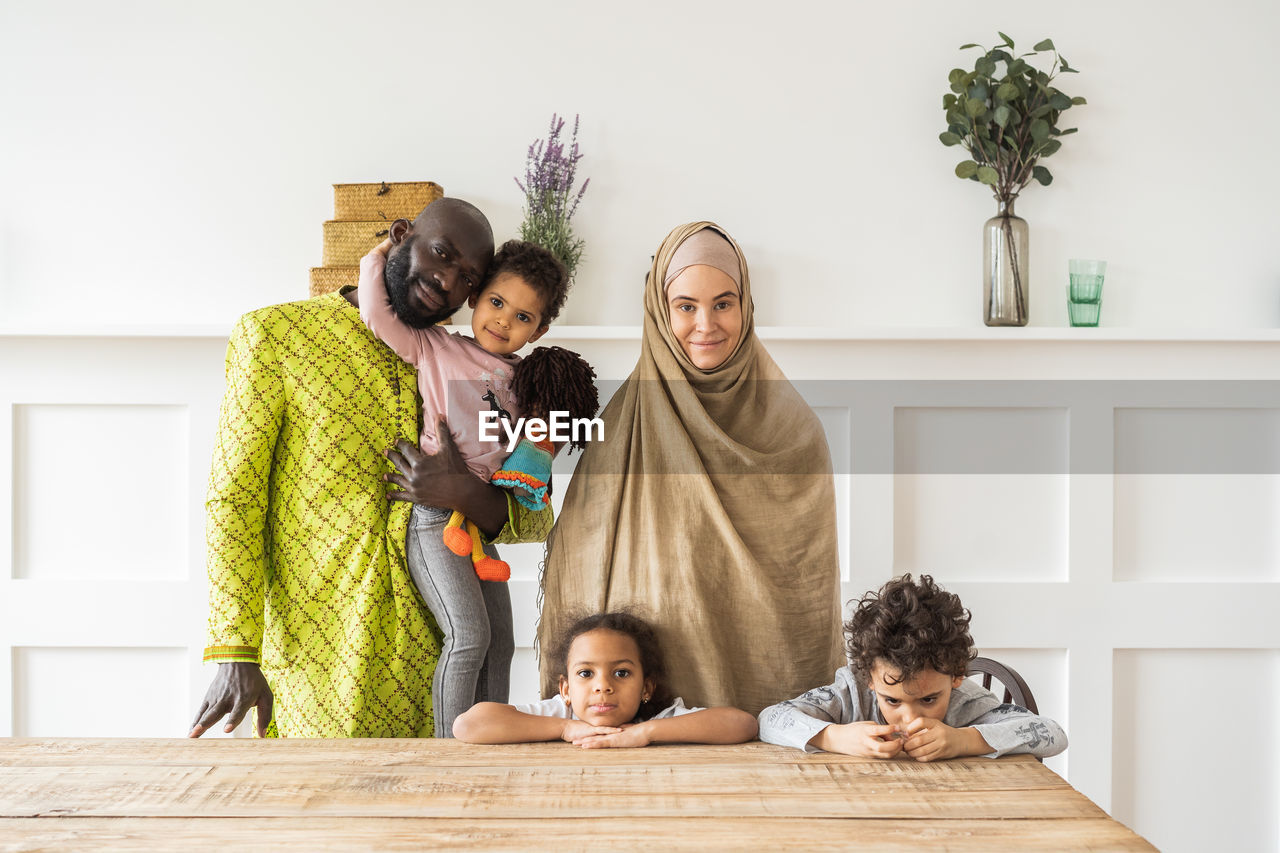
[{"x1": 453, "y1": 611, "x2": 758, "y2": 747}]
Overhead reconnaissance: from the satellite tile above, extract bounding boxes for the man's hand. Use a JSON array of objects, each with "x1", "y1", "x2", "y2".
[
  {"x1": 383, "y1": 416, "x2": 507, "y2": 534},
  {"x1": 560, "y1": 719, "x2": 622, "y2": 744},
  {"x1": 189, "y1": 662, "x2": 273, "y2": 738},
  {"x1": 811, "y1": 721, "x2": 904, "y2": 759},
  {"x1": 573, "y1": 722, "x2": 651, "y2": 750},
  {"x1": 901, "y1": 717, "x2": 987, "y2": 762},
  {"x1": 383, "y1": 426, "x2": 474, "y2": 509}
]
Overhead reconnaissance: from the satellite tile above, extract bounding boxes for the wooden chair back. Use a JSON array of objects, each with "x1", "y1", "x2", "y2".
[{"x1": 967, "y1": 657, "x2": 1039, "y2": 715}]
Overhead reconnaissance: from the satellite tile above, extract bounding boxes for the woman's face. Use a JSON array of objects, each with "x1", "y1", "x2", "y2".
[{"x1": 665, "y1": 265, "x2": 743, "y2": 370}]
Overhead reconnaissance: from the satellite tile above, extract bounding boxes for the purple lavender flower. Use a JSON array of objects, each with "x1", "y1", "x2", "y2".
[{"x1": 515, "y1": 113, "x2": 589, "y2": 280}]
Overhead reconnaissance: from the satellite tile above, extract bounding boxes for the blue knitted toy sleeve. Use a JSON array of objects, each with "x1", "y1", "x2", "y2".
[{"x1": 491, "y1": 438, "x2": 553, "y2": 511}]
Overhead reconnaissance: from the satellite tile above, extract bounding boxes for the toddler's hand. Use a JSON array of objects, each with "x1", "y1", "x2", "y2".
[
  {"x1": 573, "y1": 723, "x2": 651, "y2": 750},
  {"x1": 819, "y1": 721, "x2": 903, "y2": 759},
  {"x1": 901, "y1": 717, "x2": 966, "y2": 762},
  {"x1": 561, "y1": 719, "x2": 622, "y2": 744}
]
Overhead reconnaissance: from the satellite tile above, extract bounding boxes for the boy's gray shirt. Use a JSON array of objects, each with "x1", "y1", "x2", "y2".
[{"x1": 757, "y1": 665, "x2": 1067, "y2": 758}]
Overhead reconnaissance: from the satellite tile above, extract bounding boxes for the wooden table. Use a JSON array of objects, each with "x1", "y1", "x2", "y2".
[{"x1": 0, "y1": 739, "x2": 1151, "y2": 851}]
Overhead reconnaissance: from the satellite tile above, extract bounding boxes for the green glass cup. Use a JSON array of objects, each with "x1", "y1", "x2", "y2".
[
  {"x1": 1068, "y1": 258, "x2": 1106, "y2": 304},
  {"x1": 1067, "y1": 295, "x2": 1102, "y2": 327}
]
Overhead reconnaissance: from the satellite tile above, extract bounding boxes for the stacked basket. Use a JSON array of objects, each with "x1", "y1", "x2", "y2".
[{"x1": 308, "y1": 181, "x2": 445, "y2": 297}]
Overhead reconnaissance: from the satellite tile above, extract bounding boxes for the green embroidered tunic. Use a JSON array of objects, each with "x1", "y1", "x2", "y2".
[{"x1": 203, "y1": 292, "x2": 551, "y2": 737}]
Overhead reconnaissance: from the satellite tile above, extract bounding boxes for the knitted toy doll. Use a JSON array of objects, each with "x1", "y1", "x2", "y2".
[{"x1": 443, "y1": 345, "x2": 600, "y2": 581}]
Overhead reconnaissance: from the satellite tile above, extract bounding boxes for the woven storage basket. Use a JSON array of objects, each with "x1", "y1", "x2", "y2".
[
  {"x1": 323, "y1": 220, "x2": 397, "y2": 266},
  {"x1": 309, "y1": 266, "x2": 358, "y2": 297},
  {"x1": 333, "y1": 181, "x2": 444, "y2": 221}
]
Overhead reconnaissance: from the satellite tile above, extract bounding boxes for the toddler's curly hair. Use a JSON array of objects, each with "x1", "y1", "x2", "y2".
[
  {"x1": 483, "y1": 239, "x2": 569, "y2": 325},
  {"x1": 844, "y1": 574, "x2": 975, "y2": 684}
]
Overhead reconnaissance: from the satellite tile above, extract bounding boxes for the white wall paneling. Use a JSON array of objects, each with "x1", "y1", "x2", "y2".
[
  {"x1": 0, "y1": 335, "x2": 238, "y2": 738},
  {"x1": 13, "y1": 404, "x2": 189, "y2": 581},
  {"x1": 2, "y1": 328, "x2": 1279, "y2": 850},
  {"x1": 1115, "y1": 473, "x2": 1280, "y2": 582},
  {"x1": 0, "y1": 398, "x2": 12, "y2": 737},
  {"x1": 894, "y1": 473, "x2": 1069, "y2": 581},
  {"x1": 1112, "y1": 649, "x2": 1280, "y2": 853},
  {"x1": 12, "y1": 646, "x2": 188, "y2": 737},
  {"x1": 893, "y1": 405, "x2": 1070, "y2": 582},
  {"x1": 1114, "y1": 407, "x2": 1280, "y2": 582}
]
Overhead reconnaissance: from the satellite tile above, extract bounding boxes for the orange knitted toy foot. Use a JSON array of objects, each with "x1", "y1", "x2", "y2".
[
  {"x1": 442, "y1": 510, "x2": 472, "y2": 556},
  {"x1": 443, "y1": 526, "x2": 472, "y2": 556},
  {"x1": 473, "y1": 554, "x2": 511, "y2": 583},
  {"x1": 463, "y1": 518, "x2": 510, "y2": 582}
]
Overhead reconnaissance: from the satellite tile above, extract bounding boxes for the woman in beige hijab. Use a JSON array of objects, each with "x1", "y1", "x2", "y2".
[{"x1": 539, "y1": 222, "x2": 843, "y2": 716}]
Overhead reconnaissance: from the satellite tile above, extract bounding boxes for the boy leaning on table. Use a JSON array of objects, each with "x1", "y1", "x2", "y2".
[{"x1": 758, "y1": 574, "x2": 1067, "y2": 761}]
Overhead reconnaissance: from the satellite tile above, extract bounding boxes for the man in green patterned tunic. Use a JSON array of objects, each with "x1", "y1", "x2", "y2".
[{"x1": 189, "y1": 198, "x2": 552, "y2": 738}]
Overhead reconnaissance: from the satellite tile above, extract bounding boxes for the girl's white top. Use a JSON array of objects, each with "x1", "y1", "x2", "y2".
[{"x1": 512, "y1": 696, "x2": 700, "y2": 720}]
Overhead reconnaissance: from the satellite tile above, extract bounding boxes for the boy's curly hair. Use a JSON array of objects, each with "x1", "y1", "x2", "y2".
[
  {"x1": 844, "y1": 574, "x2": 975, "y2": 685},
  {"x1": 549, "y1": 610, "x2": 675, "y2": 722},
  {"x1": 483, "y1": 239, "x2": 569, "y2": 325}
]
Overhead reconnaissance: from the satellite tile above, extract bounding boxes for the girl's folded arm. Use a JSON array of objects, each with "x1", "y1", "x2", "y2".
[
  {"x1": 452, "y1": 702, "x2": 568, "y2": 743},
  {"x1": 637, "y1": 706, "x2": 758, "y2": 745}
]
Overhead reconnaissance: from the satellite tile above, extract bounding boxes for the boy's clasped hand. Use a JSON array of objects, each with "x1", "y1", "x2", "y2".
[
  {"x1": 817, "y1": 718, "x2": 987, "y2": 762},
  {"x1": 896, "y1": 717, "x2": 992, "y2": 762}
]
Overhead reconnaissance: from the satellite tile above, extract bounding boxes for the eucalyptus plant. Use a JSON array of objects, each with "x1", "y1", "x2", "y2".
[{"x1": 940, "y1": 34, "x2": 1085, "y2": 205}]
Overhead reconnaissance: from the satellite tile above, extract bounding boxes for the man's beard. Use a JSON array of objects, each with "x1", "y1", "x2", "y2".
[{"x1": 384, "y1": 237, "x2": 455, "y2": 328}]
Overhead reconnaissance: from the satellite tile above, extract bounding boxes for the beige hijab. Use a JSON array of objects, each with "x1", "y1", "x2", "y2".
[{"x1": 538, "y1": 222, "x2": 843, "y2": 715}]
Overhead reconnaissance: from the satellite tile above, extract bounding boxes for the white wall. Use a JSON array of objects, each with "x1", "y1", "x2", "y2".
[{"x1": 2, "y1": 1, "x2": 1278, "y2": 331}]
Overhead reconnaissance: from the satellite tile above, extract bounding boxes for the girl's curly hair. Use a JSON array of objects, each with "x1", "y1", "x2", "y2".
[
  {"x1": 483, "y1": 239, "x2": 569, "y2": 324},
  {"x1": 844, "y1": 574, "x2": 975, "y2": 684},
  {"x1": 549, "y1": 610, "x2": 675, "y2": 722}
]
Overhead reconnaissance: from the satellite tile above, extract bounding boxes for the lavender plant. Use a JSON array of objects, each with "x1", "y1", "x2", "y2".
[{"x1": 514, "y1": 114, "x2": 590, "y2": 281}]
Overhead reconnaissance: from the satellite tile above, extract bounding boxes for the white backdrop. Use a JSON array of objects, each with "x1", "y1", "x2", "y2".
[
  {"x1": 2, "y1": 0, "x2": 1278, "y2": 331},
  {"x1": 3, "y1": 3, "x2": 1280, "y2": 852}
]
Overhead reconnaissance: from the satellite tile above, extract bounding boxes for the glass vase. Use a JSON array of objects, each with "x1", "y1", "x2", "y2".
[{"x1": 983, "y1": 199, "x2": 1029, "y2": 326}]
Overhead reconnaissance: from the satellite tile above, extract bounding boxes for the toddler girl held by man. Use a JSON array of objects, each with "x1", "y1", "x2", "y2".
[{"x1": 359, "y1": 232, "x2": 571, "y2": 738}]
